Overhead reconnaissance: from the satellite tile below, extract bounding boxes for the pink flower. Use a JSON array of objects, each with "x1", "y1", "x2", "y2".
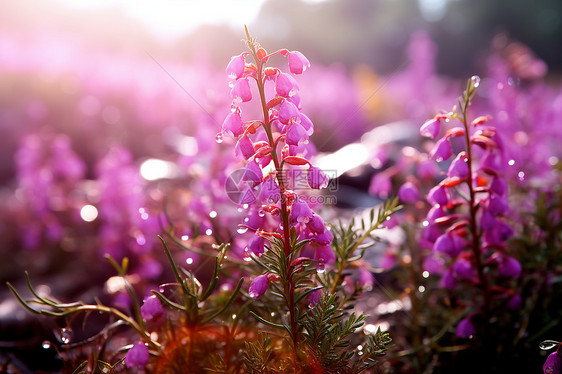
[
  {"x1": 290, "y1": 198, "x2": 313, "y2": 224},
  {"x1": 125, "y1": 342, "x2": 149, "y2": 369},
  {"x1": 222, "y1": 111, "x2": 244, "y2": 138},
  {"x1": 299, "y1": 113, "x2": 314, "y2": 135},
  {"x1": 247, "y1": 234, "x2": 265, "y2": 257},
  {"x1": 286, "y1": 123, "x2": 309, "y2": 146},
  {"x1": 226, "y1": 53, "x2": 245, "y2": 80},
  {"x1": 314, "y1": 244, "x2": 335, "y2": 265},
  {"x1": 306, "y1": 213, "x2": 326, "y2": 234},
  {"x1": 249, "y1": 274, "x2": 269, "y2": 299},
  {"x1": 234, "y1": 135, "x2": 255, "y2": 160},
  {"x1": 230, "y1": 77, "x2": 252, "y2": 103},
  {"x1": 288, "y1": 51, "x2": 310, "y2": 74},
  {"x1": 420, "y1": 118, "x2": 440, "y2": 139},
  {"x1": 498, "y1": 256, "x2": 522, "y2": 278},
  {"x1": 447, "y1": 152, "x2": 469, "y2": 179},
  {"x1": 307, "y1": 166, "x2": 329, "y2": 189},
  {"x1": 278, "y1": 100, "x2": 300, "y2": 124},
  {"x1": 308, "y1": 288, "x2": 323, "y2": 307},
  {"x1": 369, "y1": 172, "x2": 392, "y2": 199},
  {"x1": 543, "y1": 352, "x2": 561, "y2": 374},
  {"x1": 275, "y1": 72, "x2": 298, "y2": 98},
  {"x1": 427, "y1": 184, "x2": 449, "y2": 206},
  {"x1": 430, "y1": 137, "x2": 453, "y2": 162}
]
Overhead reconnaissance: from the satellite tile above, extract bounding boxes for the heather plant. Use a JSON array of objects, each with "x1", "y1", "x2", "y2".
[{"x1": 7, "y1": 28, "x2": 396, "y2": 373}]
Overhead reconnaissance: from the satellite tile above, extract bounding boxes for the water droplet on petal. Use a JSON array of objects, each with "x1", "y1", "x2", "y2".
[
  {"x1": 42, "y1": 341, "x2": 52, "y2": 349},
  {"x1": 237, "y1": 226, "x2": 248, "y2": 234},
  {"x1": 258, "y1": 210, "x2": 265, "y2": 217},
  {"x1": 471, "y1": 75, "x2": 481, "y2": 88},
  {"x1": 539, "y1": 340, "x2": 560, "y2": 350},
  {"x1": 249, "y1": 291, "x2": 259, "y2": 299},
  {"x1": 215, "y1": 132, "x2": 224, "y2": 143},
  {"x1": 59, "y1": 328, "x2": 73, "y2": 344}
]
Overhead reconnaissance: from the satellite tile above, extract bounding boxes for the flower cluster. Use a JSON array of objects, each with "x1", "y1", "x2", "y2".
[
  {"x1": 220, "y1": 29, "x2": 332, "y2": 301},
  {"x1": 418, "y1": 76, "x2": 521, "y2": 335}
]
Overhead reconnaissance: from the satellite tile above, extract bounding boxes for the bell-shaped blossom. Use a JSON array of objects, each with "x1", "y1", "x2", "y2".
[
  {"x1": 487, "y1": 193, "x2": 509, "y2": 216},
  {"x1": 313, "y1": 228, "x2": 334, "y2": 245},
  {"x1": 430, "y1": 137, "x2": 453, "y2": 162},
  {"x1": 275, "y1": 72, "x2": 298, "y2": 98},
  {"x1": 286, "y1": 123, "x2": 309, "y2": 146},
  {"x1": 427, "y1": 184, "x2": 449, "y2": 206},
  {"x1": 498, "y1": 256, "x2": 522, "y2": 278},
  {"x1": 544, "y1": 351, "x2": 561, "y2": 374},
  {"x1": 241, "y1": 160, "x2": 263, "y2": 184},
  {"x1": 140, "y1": 295, "x2": 164, "y2": 323},
  {"x1": 452, "y1": 258, "x2": 475, "y2": 280},
  {"x1": 288, "y1": 51, "x2": 310, "y2": 74},
  {"x1": 125, "y1": 342, "x2": 149, "y2": 369},
  {"x1": 299, "y1": 113, "x2": 314, "y2": 135},
  {"x1": 398, "y1": 181, "x2": 420, "y2": 203},
  {"x1": 226, "y1": 53, "x2": 245, "y2": 80},
  {"x1": 447, "y1": 152, "x2": 469, "y2": 179},
  {"x1": 247, "y1": 234, "x2": 266, "y2": 257},
  {"x1": 314, "y1": 244, "x2": 335, "y2": 265},
  {"x1": 278, "y1": 100, "x2": 300, "y2": 124},
  {"x1": 427, "y1": 205, "x2": 446, "y2": 222},
  {"x1": 234, "y1": 135, "x2": 255, "y2": 159},
  {"x1": 433, "y1": 231, "x2": 466, "y2": 257},
  {"x1": 290, "y1": 198, "x2": 313, "y2": 224},
  {"x1": 308, "y1": 288, "x2": 323, "y2": 307},
  {"x1": 249, "y1": 274, "x2": 269, "y2": 299},
  {"x1": 420, "y1": 118, "x2": 440, "y2": 139},
  {"x1": 456, "y1": 317, "x2": 476, "y2": 338},
  {"x1": 306, "y1": 213, "x2": 326, "y2": 234},
  {"x1": 491, "y1": 177, "x2": 507, "y2": 196},
  {"x1": 423, "y1": 254, "x2": 445, "y2": 274},
  {"x1": 230, "y1": 77, "x2": 252, "y2": 103},
  {"x1": 482, "y1": 219, "x2": 514, "y2": 246},
  {"x1": 222, "y1": 111, "x2": 244, "y2": 138},
  {"x1": 258, "y1": 177, "x2": 280, "y2": 204},
  {"x1": 307, "y1": 166, "x2": 329, "y2": 189}
]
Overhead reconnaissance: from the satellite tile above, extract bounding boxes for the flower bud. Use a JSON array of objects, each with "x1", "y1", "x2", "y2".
[
  {"x1": 398, "y1": 181, "x2": 420, "y2": 203},
  {"x1": 140, "y1": 295, "x2": 164, "y2": 323},
  {"x1": 222, "y1": 111, "x2": 244, "y2": 138},
  {"x1": 278, "y1": 100, "x2": 300, "y2": 124},
  {"x1": 420, "y1": 118, "x2": 440, "y2": 139},
  {"x1": 427, "y1": 184, "x2": 449, "y2": 206},
  {"x1": 290, "y1": 198, "x2": 313, "y2": 224},
  {"x1": 498, "y1": 256, "x2": 522, "y2": 278},
  {"x1": 430, "y1": 137, "x2": 453, "y2": 162},
  {"x1": 247, "y1": 234, "x2": 265, "y2": 257},
  {"x1": 230, "y1": 77, "x2": 252, "y2": 103},
  {"x1": 234, "y1": 135, "x2": 255, "y2": 160},
  {"x1": 447, "y1": 152, "x2": 469, "y2": 179},
  {"x1": 275, "y1": 72, "x2": 298, "y2": 98},
  {"x1": 286, "y1": 123, "x2": 309, "y2": 146},
  {"x1": 456, "y1": 317, "x2": 476, "y2": 339}
]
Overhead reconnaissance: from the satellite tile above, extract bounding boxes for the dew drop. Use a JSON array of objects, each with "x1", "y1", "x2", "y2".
[
  {"x1": 471, "y1": 75, "x2": 481, "y2": 88},
  {"x1": 42, "y1": 340, "x2": 52, "y2": 349},
  {"x1": 249, "y1": 291, "x2": 259, "y2": 299},
  {"x1": 59, "y1": 327, "x2": 73, "y2": 344},
  {"x1": 258, "y1": 210, "x2": 265, "y2": 217},
  {"x1": 317, "y1": 262, "x2": 326, "y2": 274},
  {"x1": 237, "y1": 226, "x2": 248, "y2": 234},
  {"x1": 215, "y1": 132, "x2": 224, "y2": 144},
  {"x1": 539, "y1": 340, "x2": 560, "y2": 350}
]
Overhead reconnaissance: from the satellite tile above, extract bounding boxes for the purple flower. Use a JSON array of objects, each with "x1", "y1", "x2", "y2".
[
  {"x1": 306, "y1": 213, "x2": 326, "y2": 234},
  {"x1": 234, "y1": 134, "x2": 255, "y2": 159},
  {"x1": 427, "y1": 184, "x2": 449, "y2": 206},
  {"x1": 427, "y1": 205, "x2": 446, "y2": 222},
  {"x1": 307, "y1": 166, "x2": 329, "y2": 189},
  {"x1": 456, "y1": 317, "x2": 476, "y2": 339},
  {"x1": 398, "y1": 181, "x2": 420, "y2": 203},
  {"x1": 125, "y1": 342, "x2": 149, "y2": 369},
  {"x1": 543, "y1": 352, "x2": 561, "y2": 374},
  {"x1": 290, "y1": 198, "x2": 313, "y2": 224},
  {"x1": 222, "y1": 111, "x2": 244, "y2": 138},
  {"x1": 286, "y1": 123, "x2": 309, "y2": 146},
  {"x1": 507, "y1": 293, "x2": 522, "y2": 310},
  {"x1": 313, "y1": 228, "x2": 334, "y2": 245},
  {"x1": 288, "y1": 51, "x2": 310, "y2": 74},
  {"x1": 247, "y1": 234, "x2": 266, "y2": 257},
  {"x1": 433, "y1": 232, "x2": 466, "y2": 257},
  {"x1": 487, "y1": 193, "x2": 509, "y2": 216},
  {"x1": 249, "y1": 274, "x2": 269, "y2": 299},
  {"x1": 308, "y1": 288, "x2": 323, "y2": 307},
  {"x1": 420, "y1": 118, "x2": 440, "y2": 139},
  {"x1": 447, "y1": 152, "x2": 469, "y2": 179},
  {"x1": 491, "y1": 177, "x2": 507, "y2": 196},
  {"x1": 278, "y1": 100, "x2": 300, "y2": 124},
  {"x1": 452, "y1": 258, "x2": 474, "y2": 280},
  {"x1": 140, "y1": 295, "x2": 164, "y2": 323},
  {"x1": 275, "y1": 72, "x2": 298, "y2": 98},
  {"x1": 226, "y1": 53, "x2": 245, "y2": 80},
  {"x1": 498, "y1": 256, "x2": 522, "y2": 278},
  {"x1": 230, "y1": 77, "x2": 252, "y2": 103},
  {"x1": 423, "y1": 255, "x2": 445, "y2": 274},
  {"x1": 417, "y1": 159, "x2": 439, "y2": 179},
  {"x1": 430, "y1": 137, "x2": 453, "y2": 162},
  {"x1": 241, "y1": 160, "x2": 263, "y2": 184},
  {"x1": 440, "y1": 268, "x2": 456, "y2": 289},
  {"x1": 314, "y1": 244, "x2": 335, "y2": 265}
]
